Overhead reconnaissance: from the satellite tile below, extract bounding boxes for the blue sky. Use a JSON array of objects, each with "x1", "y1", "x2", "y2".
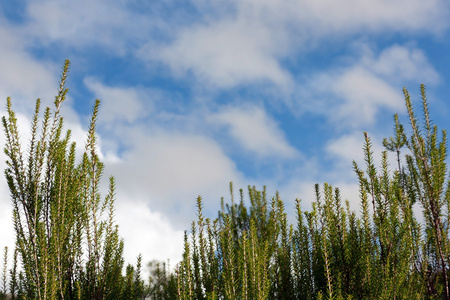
[{"x1": 1, "y1": 0, "x2": 450, "y2": 269}]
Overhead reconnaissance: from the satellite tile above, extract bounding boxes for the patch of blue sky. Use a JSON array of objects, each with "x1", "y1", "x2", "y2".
[{"x1": 0, "y1": 0, "x2": 27, "y2": 24}]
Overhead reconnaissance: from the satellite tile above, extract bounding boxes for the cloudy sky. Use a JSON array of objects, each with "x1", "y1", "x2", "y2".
[{"x1": 1, "y1": 0, "x2": 450, "y2": 270}]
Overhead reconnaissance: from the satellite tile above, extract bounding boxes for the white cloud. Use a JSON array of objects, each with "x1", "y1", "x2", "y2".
[
  {"x1": 212, "y1": 105, "x2": 298, "y2": 158},
  {"x1": 290, "y1": 0, "x2": 449, "y2": 34},
  {"x1": 326, "y1": 133, "x2": 368, "y2": 167},
  {"x1": 5, "y1": 0, "x2": 446, "y2": 96},
  {"x1": 0, "y1": 24, "x2": 58, "y2": 110},
  {"x1": 84, "y1": 77, "x2": 147, "y2": 124},
  {"x1": 236, "y1": 0, "x2": 449, "y2": 36},
  {"x1": 147, "y1": 19, "x2": 292, "y2": 89},
  {"x1": 362, "y1": 45, "x2": 440, "y2": 84},
  {"x1": 105, "y1": 128, "x2": 244, "y2": 223},
  {"x1": 139, "y1": 0, "x2": 448, "y2": 90},
  {"x1": 326, "y1": 132, "x2": 384, "y2": 172},
  {"x1": 115, "y1": 198, "x2": 184, "y2": 270},
  {"x1": 24, "y1": 0, "x2": 148, "y2": 54},
  {"x1": 294, "y1": 44, "x2": 438, "y2": 127},
  {"x1": 294, "y1": 69, "x2": 402, "y2": 128},
  {"x1": 22, "y1": 0, "x2": 450, "y2": 57},
  {"x1": 0, "y1": 16, "x2": 85, "y2": 127},
  {"x1": 331, "y1": 66, "x2": 404, "y2": 125}
]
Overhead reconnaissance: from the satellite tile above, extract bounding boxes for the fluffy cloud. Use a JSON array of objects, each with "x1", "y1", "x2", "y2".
[
  {"x1": 24, "y1": 0, "x2": 149, "y2": 54},
  {"x1": 0, "y1": 23, "x2": 58, "y2": 110},
  {"x1": 84, "y1": 77, "x2": 147, "y2": 124},
  {"x1": 293, "y1": 44, "x2": 438, "y2": 127},
  {"x1": 212, "y1": 105, "x2": 299, "y2": 158},
  {"x1": 331, "y1": 66, "x2": 404, "y2": 125},
  {"x1": 115, "y1": 198, "x2": 184, "y2": 270},
  {"x1": 104, "y1": 128, "x2": 244, "y2": 224},
  {"x1": 326, "y1": 131, "x2": 388, "y2": 169},
  {"x1": 362, "y1": 45, "x2": 440, "y2": 84},
  {"x1": 140, "y1": 0, "x2": 448, "y2": 90},
  {"x1": 5, "y1": 0, "x2": 448, "y2": 93},
  {"x1": 286, "y1": 0, "x2": 449, "y2": 34},
  {"x1": 146, "y1": 19, "x2": 292, "y2": 89}
]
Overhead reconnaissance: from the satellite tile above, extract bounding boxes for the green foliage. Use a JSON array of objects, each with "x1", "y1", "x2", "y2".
[
  {"x1": 176, "y1": 85, "x2": 450, "y2": 299},
  {"x1": 2, "y1": 61, "x2": 450, "y2": 300},
  {"x1": 1, "y1": 60, "x2": 146, "y2": 300}
]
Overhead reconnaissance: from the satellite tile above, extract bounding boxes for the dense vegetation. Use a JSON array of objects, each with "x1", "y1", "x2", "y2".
[
  {"x1": 1, "y1": 62, "x2": 450, "y2": 299},
  {"x1": 175, "y1": 85, "x2": 450, "y2": 299}
]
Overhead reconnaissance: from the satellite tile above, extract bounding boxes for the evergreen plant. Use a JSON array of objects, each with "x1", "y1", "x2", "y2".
[
  {"x1": 176, "y1": 85, "x2": 450, "y2": 299},
  {"x1": 2, "y1": 61, "x2": 450, "y2": 300},
  {"x1": 1, "y1": 60, "x2": 146, "y2": 300}
]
